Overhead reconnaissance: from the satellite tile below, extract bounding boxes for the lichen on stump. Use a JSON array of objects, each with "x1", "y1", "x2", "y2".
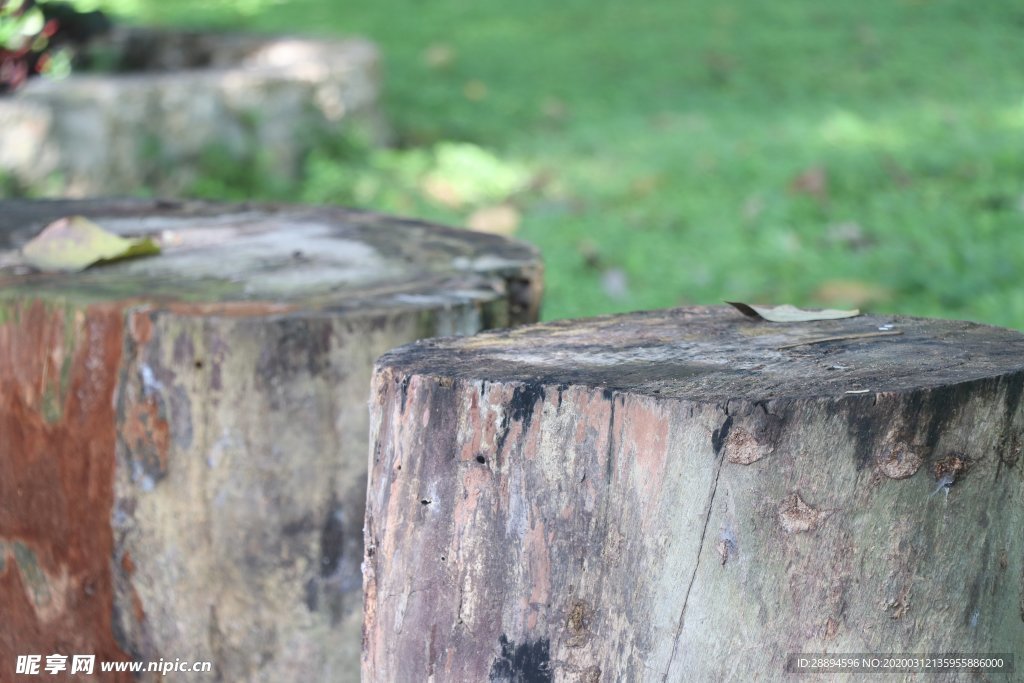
[
  {"x1": 365, "y1": 306, "x2": 1024, "y2": 681},
  {"x1": 0, "y1": 198, "x2": 541, "y2": 682}
]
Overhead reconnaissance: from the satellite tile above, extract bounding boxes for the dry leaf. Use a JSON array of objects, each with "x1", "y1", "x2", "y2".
[
  {"x1": 420, "y1": 176, "x2": 464, "y2": 208},
  {"x1": 467, "y1": 204, "x2": 521, "y2": 235},
  {"x1": 726, "y1": 302, "x2": 860, "y2": 322},
  {"x1": 22, "y1": 216, "x2": 160, "y2": 272},
  {"x1": 789, "y1": 166, "x2": 828, "y2": 200}
]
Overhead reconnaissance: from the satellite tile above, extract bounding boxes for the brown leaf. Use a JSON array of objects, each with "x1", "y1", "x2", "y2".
[
  {"x1": 420, "y1": 176, "x2": 464, "y2": 208},
  {"x1": 789, "y1": 166, "x2": 828, "y2": 200},
  {"x1": 467, "y1": 205, "x2": 521, "y2": 235}
]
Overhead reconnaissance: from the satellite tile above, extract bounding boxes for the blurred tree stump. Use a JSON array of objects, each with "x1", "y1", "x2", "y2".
[
  {"x1": 0, "y1": 198, "x2": 542, "y2": 682},
  {"x1": 365, "y1": 306, "x2": 1024, "y2": 681}
]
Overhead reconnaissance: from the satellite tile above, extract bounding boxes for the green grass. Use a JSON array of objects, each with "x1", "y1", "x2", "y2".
[{"x1": 83, "y1": 0, "x2": 1024, "y2": 327}]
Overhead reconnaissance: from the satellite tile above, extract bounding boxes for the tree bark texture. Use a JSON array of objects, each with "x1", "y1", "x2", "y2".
[
  {"x1": 0, "y1": 198, "x2": 542, "y2": 682},
  {"x1": 365, "y1": 306, "x2": 1024, "y2": 682}
]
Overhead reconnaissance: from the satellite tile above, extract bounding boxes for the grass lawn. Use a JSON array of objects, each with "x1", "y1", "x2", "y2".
[{"x1": 83, "y1": 0, "x2": 1024, "y2": 327}]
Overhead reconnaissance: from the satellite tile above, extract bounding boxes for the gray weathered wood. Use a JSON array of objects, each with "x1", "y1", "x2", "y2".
[
  {"x1": 0, "y1": 198, "x2": 541, "y2": 682},
  {"x1": 365, "y1": 306, "x2": 1024, "y2": 682}
]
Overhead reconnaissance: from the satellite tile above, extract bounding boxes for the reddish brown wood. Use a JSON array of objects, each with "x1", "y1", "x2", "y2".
[
  {"x1": 0, "y1": 301, "x2": 133, "y2": 679},
  {"x1": 0, "y1": 198, "x2": 542, "y2": 682}
]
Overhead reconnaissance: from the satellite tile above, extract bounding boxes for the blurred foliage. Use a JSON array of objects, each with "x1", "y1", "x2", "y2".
[
  {"x1": 65, "y1": 0, "x2": 1024, "y2": 327},
  {"x1": 1, "y1": 0, "x2": 59, "y2": 90},
  {"x1": 0, "y1": 1, "x2": 46, "y2": 50},
  {"x1": 2, "y1": 0, "x2": 108, "y2": 90}
]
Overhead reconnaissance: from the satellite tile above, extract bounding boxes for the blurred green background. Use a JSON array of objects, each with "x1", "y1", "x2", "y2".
[{"x1": 60, "y1": 1, "x2": 1024, "y2": 326}]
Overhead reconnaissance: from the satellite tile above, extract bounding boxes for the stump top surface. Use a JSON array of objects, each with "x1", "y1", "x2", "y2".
[
  {"x1": 0, "y1": 199, "x2": 539, "y2": 313},
  {"x1": 380, "y1": 306, "x2": 1024, "y2": 401}
]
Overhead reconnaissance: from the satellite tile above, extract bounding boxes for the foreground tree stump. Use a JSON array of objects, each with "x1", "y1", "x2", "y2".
[
  {"x1": 0, "y1": 199, "x2": 541, "y2": 682},
  {"x1": 365, "y1": 306, "x2": 1024, "y2": 681}
]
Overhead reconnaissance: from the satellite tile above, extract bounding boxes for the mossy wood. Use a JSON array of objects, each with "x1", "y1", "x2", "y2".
[
  {"x1": 0, "y1": 198, "x2": 542, "y2": 682},
  {"x1": 365, "y1": 306, "x2": 1024, "y2": 681}
]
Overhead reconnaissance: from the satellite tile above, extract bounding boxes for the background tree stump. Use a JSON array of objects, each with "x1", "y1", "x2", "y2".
[
  {"x1": 0, "y1": 31, "x2": 387, "y2": 196},
  {"x1": 365, "y1": 306, "x2": 1024, "y2": 681},
  {"x1": 0, "y1": 199, "x2": 541, "y2": 682}
]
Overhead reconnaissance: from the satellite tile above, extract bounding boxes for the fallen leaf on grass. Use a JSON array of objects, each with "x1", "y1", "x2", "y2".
[
  {"x1": 726, "y1": 302, "x2": 860, "y2": 322},
  {"x1": 421, "y1": 176, "x2": 464, "y2": 208},
  {"x1": 789, "y1": 166, "x2": 828, "y2": 201},
  {"x1": 22, "y1": 216, "x2": 160, "y2": 272},
  {"x1": 467, "y1": 204, "x2": 520, "y2": 235}
]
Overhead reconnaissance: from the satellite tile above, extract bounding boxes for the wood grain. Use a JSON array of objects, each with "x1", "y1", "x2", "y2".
[{"x1": 365, "y1": 306, "x2": 1024, "y2": 681}]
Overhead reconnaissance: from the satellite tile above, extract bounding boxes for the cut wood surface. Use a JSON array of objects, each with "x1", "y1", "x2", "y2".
[
  {"x1": 365, "y1": 306, "x2": 1024, "y2": 682},
  {"x1": 0, "y1": 198, "x2": 542, "y2": 682}
]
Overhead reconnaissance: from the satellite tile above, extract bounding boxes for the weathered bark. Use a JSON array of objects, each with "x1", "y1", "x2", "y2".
[
  {"x1": 365, "y1": 306, "x2": 1024, "y2": 682},
  {"x1": 0, "y1": 198, "x2": 542, "y2": 682}
]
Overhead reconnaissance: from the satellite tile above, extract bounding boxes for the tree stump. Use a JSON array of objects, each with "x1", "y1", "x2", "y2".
[
  {"x1": 0, "y1": 199, "x2": 541, "y2": 682},
  {"x1": 0, "y1": 31, "x2": 387, "y2": 196},
  {"x1": 365, "y1": 306, "x2": 1024, "y2": 681}
]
